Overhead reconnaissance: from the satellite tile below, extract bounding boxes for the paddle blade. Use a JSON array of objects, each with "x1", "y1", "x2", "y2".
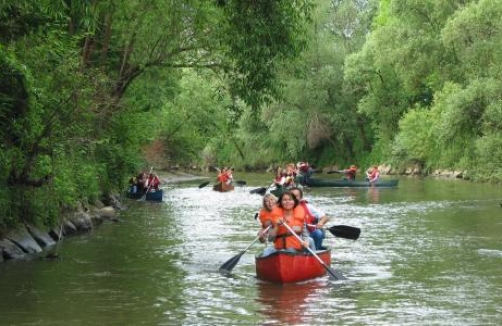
[
  {"x1": 235, "y1": 180, "x2": 247, "y2": 186},
  {"x1": 250, "y1": 187, "x2": 266, "y2": 195},
  {"x1": 198, "y1": 181, "x2": 210, "y2": 189},
  {"x1": 325, "y1": 264, "x2": 347, "y2": 280},
  {"x1": 219, "y1": 251, "x2": 245, "y2": 274},
  {"x1": 328, "y1": 225, "x2": 361, "y2": 240}
]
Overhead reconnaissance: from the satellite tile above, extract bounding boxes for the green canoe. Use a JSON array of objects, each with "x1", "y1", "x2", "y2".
[{"x1": 300, "y1": 177, "x2": 399, "y2": 188}]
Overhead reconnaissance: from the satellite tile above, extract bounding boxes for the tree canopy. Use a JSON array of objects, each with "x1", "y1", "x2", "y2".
[{"x1": 3, "y1": 0, "x2": 502, "y2": 229}]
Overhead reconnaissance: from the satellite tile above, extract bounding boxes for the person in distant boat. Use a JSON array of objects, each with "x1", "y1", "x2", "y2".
[
  {"x1": 257, "y1": 193, "x2": 280, "y2": 244},
  {"x1": 290, "y1": 187, "x2": 330, "y2": 250},
  {"x1": 146, "y1": 172, "x2": 160, "y2": 191},
  {"x1": 366, "y1": 165, "x2": 380, "y2": 184},
  {"x1": 258, "y1": 190, "x2": 315, "y2": 257},
  {"x1": 136, "y1": 171, "x2": 148, "y2": 193},
  {"x1": 128, "y1": 175, "x2": 139, "y2": 194},
  {"x1": 342, "y1": 165, "x2": 357, "y2": 181},
  {"x1": 273, "y1": 167, "x2": 285, "y2": 188},
  {"x1": 281, "y1": 163, "x2": 297, "y2": 188},
  {"x1": 297, "y1": 161, "x2": 314, "y2": 186},
  {"x1": 225, "y1": 167, "x2": 234, "y2": 185},
  {"x1": 217, "y1": 167, "x2": 230, "y2": 184}
]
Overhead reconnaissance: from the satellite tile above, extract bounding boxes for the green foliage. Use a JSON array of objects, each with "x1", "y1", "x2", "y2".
[
  {"x1": 217, "y1": 0, "x2": 313, "y2": 109},
  {"x1": 233, "y1": 0, "x2": 377, "y2": 169},
  {"x1": 392, "y1": 108, "x2": 434, "y2": 164},
  {"x1": 441, "y1": 0, "x2": 502, "y2": 81}
]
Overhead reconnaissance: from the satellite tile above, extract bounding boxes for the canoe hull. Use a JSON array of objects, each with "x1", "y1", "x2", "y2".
[
  {"x1": 256, "y1": 250, "x2": 331, "y2": 283},
  {"x1": 303, "y1": 178, "x2": 399, "y2": 188},
  {"x1": 126, "y1": 189, "x2": 163, "y2": 201},
  {"x1": 213, "y1": 182, "x2": 234, "y2": 192}
]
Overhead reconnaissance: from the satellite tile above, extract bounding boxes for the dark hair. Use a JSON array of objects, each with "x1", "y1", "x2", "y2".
[
  {"x1": 278, "y1": 190, "x2": 299, "y2": 208},
  {"x1": 289, "y1": 187, "x2": 303, "y2": 199}
]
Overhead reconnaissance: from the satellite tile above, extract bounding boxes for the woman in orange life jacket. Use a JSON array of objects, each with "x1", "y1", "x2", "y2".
[
  {"x1": 258, "y1": 190, "x2": 315, "y2": 257},
  {"x1": 257, "y1": 193, "x2": 280, "y2": 244},
  {"x1": 290, "y1": 187, "x2": 330, "y2": 250}
]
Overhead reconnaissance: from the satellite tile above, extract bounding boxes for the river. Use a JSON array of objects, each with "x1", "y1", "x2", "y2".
[{"x1": 1, "y1": 174, "x2": 502, "y2": 325}]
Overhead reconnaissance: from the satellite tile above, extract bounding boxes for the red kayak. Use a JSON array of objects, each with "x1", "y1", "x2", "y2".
[{"x1": 255, "y1": 249, "x2": 331, "y2": 283}]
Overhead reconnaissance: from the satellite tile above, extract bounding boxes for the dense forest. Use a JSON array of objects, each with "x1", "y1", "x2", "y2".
[{"x1": 1, "y1": 0, "x2": 502, "y2": 230}]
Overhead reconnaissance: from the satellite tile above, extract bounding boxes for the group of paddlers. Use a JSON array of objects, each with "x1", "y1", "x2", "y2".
[
  {"x1": 271, "y1": 162, "x2": 315, "y2": 189},
  {"x1": 256, "y1": 187, "x2": 330, "y2": 256},
  {"x1": 255, "y1": 162, "x2": 381, "y2": 256},
  {"x1": 338, "y1": 164, "x2": 380, "y2": 183},
  {"x1": 128, "y1": 171, "x2": 161, "y2": 194},
  {"x1": 270, "y1": 162, "x2": 380, "y2": 189}
]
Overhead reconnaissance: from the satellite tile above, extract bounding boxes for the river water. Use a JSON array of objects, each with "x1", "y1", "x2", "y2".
[{"x1": 1, "y1": 174, "x2": 502, "y2": 325}]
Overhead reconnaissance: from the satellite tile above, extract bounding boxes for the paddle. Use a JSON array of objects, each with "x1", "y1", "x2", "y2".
[
  {"x1": 307, "y1": 224, "x2": 361, "y2": 240},
  {"x1": 198, "y1": 165, "x2": 222, "y2": 188},
  {"x1": 198, "y1": 181, "x2": 210, "y2": 188},
  {"x1": 328, "y1": 225, "x2": 361, "y2": 240},
  {"x1": 327, "y1": 170, "x2": 344, "y2": 174},
  {"x1": 280, "y1": 220, "x2": 346, "y2": 280},
  {"x1": 235, "y1": 180, "x2": 247, "y2": 186},
  {"x1": 250, "y1": 182, "x2": 276, "y2": 196},
  {"x1": 219, "y1": 225, "x2": 272, "y2": 274},
  {"x1": 250, "y1": 186, "x2": 266, "y2": 195}
]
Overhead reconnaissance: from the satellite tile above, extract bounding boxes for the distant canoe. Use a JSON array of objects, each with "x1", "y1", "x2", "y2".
[
  {"x1": 126, "y1": 188, "x2": 163, "y2": 201},
  {"x1": 302, "y1": 177, "x2": 399, "y2": 188},
  {"x1": 255, "y1": 249, "x2": 331, "y2": 283},
  {"x1": 213, "y1": 182, "x2": 234, "y2": 192}
]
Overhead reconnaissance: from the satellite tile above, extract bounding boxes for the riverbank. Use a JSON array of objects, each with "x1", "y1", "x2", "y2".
[
  {"x1": 0, "y1": 196, "x2": 122, "y2": 263},
  {"x1": 0, "y1": 170, "x2": 210, "y2": 263},
  {"x1": 0, "y1": 166, "x2": 470, "y2": 263}
]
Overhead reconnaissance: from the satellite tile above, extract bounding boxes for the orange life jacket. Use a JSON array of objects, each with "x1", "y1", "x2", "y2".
[
  {"x1": 259, "y1": 206, "x2": 281, "y2": 228},
  {"x1": 217, "y1": 173, "x2": 229, "y2": 183},
  {"x1": 273, "y1": 206, "x2": 306, "y2": 250}
]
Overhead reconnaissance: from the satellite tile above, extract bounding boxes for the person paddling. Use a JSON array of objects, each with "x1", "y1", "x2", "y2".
[
  {"x1": 290, "y1": 187, "x2": 330, "y2": 250},
  {"x1": 366, "y1": 165, "x2": 380, "y2": 184},
  {"x1": 342, "y1": 165, "x2": 357, "y2": 181},
  {"x1": 258, "y1": 190, "x2": 315, "y2": 257},
  {"x1": 217, "y1": 167, "x2": 230, "y2": 184},
  {"x1": 257, "y1": 193, "x2": 280, "y2": 246}
]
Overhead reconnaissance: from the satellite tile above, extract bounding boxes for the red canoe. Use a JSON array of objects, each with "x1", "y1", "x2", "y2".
[{"x1": 255, "y1": 249, "x2": 331, "y2": 283}]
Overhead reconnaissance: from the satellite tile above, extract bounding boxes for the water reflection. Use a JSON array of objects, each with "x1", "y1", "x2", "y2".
[
  {"x1": 367, "y1": 187, "x2": 379, "y2": 203},
  {"x1": 255, "y1": 280, "x2": 322, "y2": 325}
]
